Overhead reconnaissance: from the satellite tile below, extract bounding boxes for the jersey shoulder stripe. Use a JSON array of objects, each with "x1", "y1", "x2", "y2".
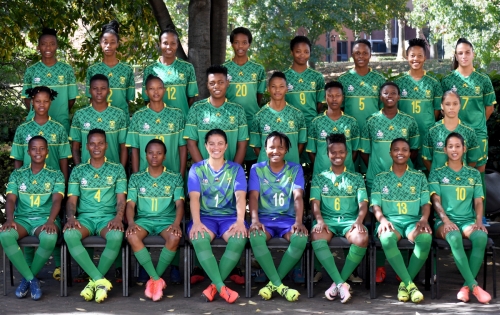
[
  {"x1": 474, "y1": 70, "x2": 491, "y2": 80},
  {"x1": 370, "y1": 69, "x2": 386, "y2": 79},
  {"x1": 423, "y1": 73, "x2": 440, "y2": 84}
]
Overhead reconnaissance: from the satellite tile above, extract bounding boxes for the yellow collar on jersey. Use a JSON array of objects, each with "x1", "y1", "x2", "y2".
[
  {"x1": 147, "y1": 103, "x2": 167, "y2": 109},
  {"x1": 146, "y1": 166, "x2": 167, "y2": 172},
  {"x1": 389, "y1": 165, "x2": 409, "y2": 171}
]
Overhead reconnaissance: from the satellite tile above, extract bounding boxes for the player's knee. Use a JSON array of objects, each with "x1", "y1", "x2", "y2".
[
  {"x1": 165, "y1": 233, "x2": 180, "y2": 248},
  {"x1": 415, "y1": 232, "x2": 432, "y2": 245},
  {"x1": 0, "y1": 229, "x2": 16, "y2": 243},
  {"x1": 126, "y1": 233, "x2": 141, "y2": 246},
  {"x1": 39, "y1": 231, "x2": 58, "y2": 245},
  {"x1": 105, "y1": 230, "x2": 124, "y2": 242},
  {"x1": 64, "y1": 229, "x2": 82, "y2": 243},
  {"x1": 228, "y1": 235, "x2": 247, "y2": 247},
  {"x1": 379, "y1": 231, "x2": 397, "y2": 248},
  {"x1": 471, "y1": 230, "x2": 488, "y2": 245},
  {"x1": 445, "y1": 230, "x2": 462, "y2": 246},
  {"x1": 290, "y1": 233, "x2": 308, "y2": 249},
  {"x1": 351, "y1": 232, "x2": 369, "y2": 248}
]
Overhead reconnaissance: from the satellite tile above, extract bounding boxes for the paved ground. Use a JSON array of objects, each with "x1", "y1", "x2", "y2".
[{"x1": 1, "y1": 245, "x2": 499, "y2": 315}]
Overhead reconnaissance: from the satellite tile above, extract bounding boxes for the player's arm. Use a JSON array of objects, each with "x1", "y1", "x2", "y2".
[
  {"x1": 23, "y1": 98, "x2": 31, "y2": 111},
  {"x1": 373, "y1": 204, "x2": 395, "y2": 236},
  {"x1": 423, "y1": 159, "x2": 432, "y2": 172},
  {"x1": 179, "y1": 145, "x2": 187, "y2": 178},
  {"x1": 353, "y1": 200, "x2": 368, "y2": 232},
  {"x1": 228, "y1": 190, "x2": 248, "y2": 238},
  {"x1": 119, "y1": 143, "x2": 128, "y2": 169},
  {"x1": 125, "y1": 200, "x2": 138, "y2": 236},
  {"x1": 434, "y1": 110, "x2": 441, "y2": 121},
  {"x1": 1, "y1": 194, "x2": 18, "y2": 231},
  {"x1": 257, "y1": 93, "x2": 263, "y2": 106},
  {"x1": 486, "y1": 105, "x2": 494, "y2": 120},
  {"x1": 68, "y1": 99, "x2": 76, "y2": 111},
  {"x1": 188, "y1": 191, "x2": 209, "y2": 239},
  {"x1": 41, "y1": 192, "x2": 63, "y2": 234},
  {"x1": 59, "y1": 158, "x2": 69, "y2": 183},
  {"x1": 188, "y1": 97, "x2": 195, "y2": 107},
  {"x1": 168, "y1": 198, "x2": 185, "y2": 237},
  {"x1": 234, "y1": 140, "x2": 248, "y2": 165},
  {"x1": 291, "y1": 188, "x2": 307, "y2": 235},
  {"x1": 316, "y1": 102, "x2": 324, "y2": 114},
  {"x1": 131, "y1": 148, "x2": 140, "y2": 174},
  {"x1": 308, "y1": 152, "x2": 315, "y2": 164},
  {"x1": 248, "y1": 190, "x2": 263, "y2": 234},
  {"x1": 416, "y1": 202, "x2": 431, "y2": 233},
  {"x1": 360, "y1": 152, "x2": 370, "y2": 166},
  {"x1": 310, "y1": 199, "x2": 328, "y2": 234},
  {"x1": 71, "y1": 141, "x2": 81, "y2": 165},
  {"x1": 297, "y1": 143, "x2": 305, "y2": 155},
  {"x1": 351, "y1": 150, "x2": 358, "y2": 162},
  {"x1": 14, "y1": 160, "x2": 23, "y2": 169},
  {"x1": 64, "y1": 195, "x2": 81, "y2": 231},
  {"x1": 410, "y1": 149, "x2": 418, "y2": 165},
  {"x1": 430, "y1": 193, "x2": 457, "y2": 232},
  {"x1": 472, "y1": 197, "x2": 487, "y2": 232},
  {"x1": 187, "y1": 140, "x2": 203, "y2": 163},
  {"x1": 107, "y1": 193, "x2": 126, "y2": 231}
]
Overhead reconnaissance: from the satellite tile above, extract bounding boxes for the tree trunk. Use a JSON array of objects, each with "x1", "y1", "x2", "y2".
[
  {"x1": 210, "y1": 0, "x2": 228, "y2": 65},
  {"x1": 384, "y1": 21, "x2": 391, "y2": 53},
  {"x1": 396, "y1": 19, "x2": 406, "y2": 60},
  {"x1": 430, "y1": 43, "x2": 438, "y2": 60},
  {"x1": 148, "y1": 0, "x2": 188, "y2": 60},
  {"x1": 189, "y1": 0, "x2": 212, "y2": 99}
]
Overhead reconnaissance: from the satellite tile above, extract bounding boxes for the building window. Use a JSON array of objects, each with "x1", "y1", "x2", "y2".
[{"x1": 337, "y1": 41, "x2": 348, "y2": 61}]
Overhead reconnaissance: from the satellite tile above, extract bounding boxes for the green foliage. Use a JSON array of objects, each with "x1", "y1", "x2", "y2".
[{"x1": 0, "y1": 144, "x2": 15, "y2": 221}]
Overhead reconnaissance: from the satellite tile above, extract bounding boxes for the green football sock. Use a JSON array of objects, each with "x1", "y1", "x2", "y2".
[
  {"x1": 171, "y1": 248, "x2": 180, "y2": 268},
  {"x1": 407, "y1": 233, "x2": 432, "y2": 280},
  {"x1": 134, "y1": 247, "x2": 159, "y2": 280},
  {"x1": 193, "y1": 253, "x2": 201, "y2": 269},
  {"x1": 376, "y1": 249, "x2": 386, "y2": 267},
  {"x1": 156, "y1": 247, "x2": 176, "y2": 277},
  {"x1": 314, "y1": 255, "x2": 322, "y2": 272},
  {"x1": 31, "y1": 231, "x2": 58, "y2": 276},
  {"x1": 277, "y1": 233, "x2": 307, "y2": 280},
  {"x1": 0, "y1": 229, "x2": 34, "y2": 281},
  {"x1": 23, "y1": 247, "x2": 35, "y2": 267},
  {"x1": 64, "y1": 229, "x2": 102, "y2": 281},
  {"x1": 97, "y1": 230, "x2": 123, "y2": 276},
  {"x1": 113, "y1": 248, "x2": 123, "y2": 268},
  {"x1": 468, "y1": 230, "x2": 488, "y2": 281},
  {"x1": 249, "y1": 232, "x2": 281, "y2": 286},
  {"x1": 191, "y1": 232, "x2": 224, "y2": 292},
  {"x1": 340, "y1": 244, "x2": 367, "y2": 281},
  {"x1": 445, "y1": 231, "x2": 477, "y2": 289},
  {"x1": 219, "y1": 236, "x2": 247, "y2": 281},
  {"x1": 52, "y1": 246, "x2": 61, "y2": 267},
  {"x1": 380, "y1": 232, "x2": 411, "y2": 285},
  {"x1": 312, "y1": 239, "x2": 343, "y2": 284}
]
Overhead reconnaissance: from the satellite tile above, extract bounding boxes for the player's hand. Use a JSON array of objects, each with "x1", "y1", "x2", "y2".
[
  {"x1": 63, "y1": 217, "x2": 81, "y2": 232},
  {"x1": 471, "y1": 222, "x2": 488, "y2": 234},
  {"x1": 291, "y1": 222, "x2": 308, "y2": 236},
  {"x1": 249, "y1": 221, "x2": 266, "y2": 236},
  {"x1": 349, "y1": 220, "x2": 366, "y2": 234},
  {"x1": 416, "y1": 219, "x2": 431, "y2": 233},
  {"x1": 107, "y1": 216, "x2": 124, "y2": 232},
  {"x1": 442, "y1": 219, "x2": 459, "y2": 233},
  {"x1": 126, "y1": 223, "x2": 141, "y2": 236},
  {"x1": 40, "y1": 221, "x2": 58, "y2": 234},
  {"x1": 190, "y1": 222, "x2": 210, "y2": 240},
  {"x1": 166, "y1": 223, "x2": 182, "y2": 237},
  {"x1": 312, "y1": 221, "x2": 329, "y2": 234},
  {"x1": 1, "y1": 220, "x2": 17, "y2": 232},
  {"x1": 227, "y1": 221, "x2": 248, "y2": 238},
  {"x1": 377, "y1": 220, "x2": 395, "y2": 236}
]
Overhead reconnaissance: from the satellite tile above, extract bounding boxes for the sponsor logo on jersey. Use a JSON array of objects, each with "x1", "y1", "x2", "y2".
[
  {"x1": 426, "y1": 90, "x2": 431, "y2": 98},
  {"x1": 44, "y1": 182, "x2": 51, "y2": 191},
  {"x1": 401, "y1": 89, "x2": 408, "y2": 97},
  {"x1": 320, "y1": 130, "x2": 327, "y2": 138},
  {"x1": 382, "y1": 186, "x2": 389, "y2": 194},
  {"x1": 322, "y1": 185, "x2": 329, "y2": 193},
  {"x1": 227, "y1": 177, "x2": 232, "y2": 183},
  {"x1": 251, "y1": 73, "x2": 257, "y2": 81},
  {"x1": 165, "y1": 186, "x2": 171, "y2": 194},
  {"x1": 143, "y1": 123, "x2": 150, "y2": 131},
  {"x1": 401, "y1": 128, "x2": 407, "y2": 136},
  {"x1": 202, "y1": 178, "x2": 209, "y2": 185},
  {"x1": 58, "y1": 75, "x2": 64, "y2": 83},
  {"x1": 120, "y1": 76, "x2": 126, "y2": 84},
  {"x1": 263, "y1": 178, "x2": 269, "y2": 185},
  {"x1": 179, "y1": 73, "x2": 185, "y2": 80},
  {"x1": 107, "y1": 176, "x2": 113, "y2": 185},
  {"x1": 410, "y1": 186, "x2": 416, "y2": 194},
  {"x1": 140, "y1": 187, "x2": 146, "y2": 194},
  {"x1": 376, "y1": 130, "x2": 384, "y2": 138},
  {"x1": 264, "y1": 124, "x2": 271, "y2": 132},
  {"x1": 83, "y1": 122, "x2": 91, "y2": 130},
  {"x1": 287, "y1": 84, "x2": 293, "y2": 91},
  {"x1": 19, "y1": 183, "x2": 27, "y2": 192},
  {"x1": 347, "y1": 85, "x2": 354, "y2": 92},
  {"x1": 452, "y1": 85, "x2": 457, "y2": 92},
  {"x1": 34, "y1": 77, "x2": 41, "y2": 84},
  {"x1": 288, "y1": 121, "x2": 295, "y2": 129},
  {"x1": 202, "y1": 117, "x2": 210, "y2": 124},
  {"x1": 25, "y1": 134, "x2": 32, "y2": 143},
  {"x1": 51, "y1": 134, "x2": 57, "y2": 142},
  {"x1": 436, "y1": 141, "x2": 443, "y2": 148},
  {"x1": 81, "y1": 178, "x2": 88, "y2": 186},
  {"x1": 229, "y1": 116, "x2": 235, "y2": 124},
  {"x1": 468, "y1": 178, "x2": 475, "y2": 185},
  {"x1": 311, "y1": 82, "x2": 316, "y2": 89},
  {"x1": 227, "y1": 74, "x2": 232, "y2": 82},
  {"x1": 109, "y1": 121, "x2": 115, "y2": 129},
  {"x1": 442, "y1": 177, "x2": 450, "y2": 184},
  {"x1": 475, "y1": 86, "x2": 480, "y2": 95}
]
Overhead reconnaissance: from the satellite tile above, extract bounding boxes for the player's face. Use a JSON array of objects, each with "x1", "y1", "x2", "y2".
[
  {"x1": 207, "y1": 73, "x2": 229, "y2": 100},
  {"x1": 268, "y1": 77, "x2": 287, "y2": 102},
  {"x1": 146, "y1": 79, "x2": 165, "y2": 102},
  {"x1": 291, "y1": 43, "x2": 310, "y2": 66},
  {"x1": 87, "y1": 134, "x2": 108, "y2": 159},
  {"x1": 441, "y1": 94, "x2": 461, "y2": 119},
  {"x1": 390, "y1": 141, "x2": 410, "y2": 165},
  {"x1": 160, "y1": 32, "x2": 178, "y2": 59},
  {"x1": 265, "y1": 136, "x2": 287, "y2": 163},
  {"x1": 327, "y1": 142, "x2": 347, "y2": 167},
  {"x1": 232, "y1": 33, "x2": 250, "y2": 58},
  {"x1": 352, "y1": 44, "x2": 371, "y2": 68},
  {"x1": 407, "y1": 46, "x2": 426, "y2": 70},
  {"x1": 455, "y1": 43, "x2": 474, "y2": 68},
  {"x1": 326, "y1": 87, "x2": 343, "y2": 110},
  {"x1": 146, "y1": 143, "x2": 166, "y2": 167},
  {"x1": 205, "y1": 134, "x2": 228, "y2": 160},
  {"x1": 380, "y1": 85, "x2": 400, "y2": 109},
  {"x1": 100, "y1": 33, "x2": 118, "y2": 57},
  {"x1": 90, "y1": 80, "x2": 110, "y2": 104},
  {"x1": 38, "y1": 35, "x2": 57, "y2": 59},
  {"x1": 28, "y1": 139, "x2": 48, "y2": 164},
  {"x1": 444, "y1": 136, "x2": 465, "y2": 162},
  {"x1": 32, "y1": 91, "x2": 51, "y2": 116}
]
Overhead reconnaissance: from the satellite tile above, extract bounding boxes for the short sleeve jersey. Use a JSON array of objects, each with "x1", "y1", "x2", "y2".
[
  {"x1": 10, "y1": 118, "x2": 71, "y2": 171},
  {"x1": 306, "y1": 112, "x2": 360, "y2": 175},
  {"x1": 248, "y1": 161, "x2": 305, "y2": 219},
  {"x1": 142, "y1": 58, "x2": 199, "y2": 117},
  {"x1": 85, "y1": 61, "x2": 135, "y2": 121},
  {"x1": 360, "y1": 110, "x2": 420, "y2": 189},
  {"x1": 284, "y1": 68, "x2": 325, "y2": 127},
  {"x1": 337, "y1": 68, "x2": 386, "y2": 131},
  {"x1": 250, "y1": 104, "x2": 307, "y2": 164},
  {"x1": 126, "y1": 104, "x2": 186, "y2": 173},
  {"x1": 6, "y1": 165, "x2": 65, "y2": 218},
  {"x1": 429, "y1": 164, "x2": 483, "y2": 222},
  {"x1": 310, "y1": 168, "x2": 368, "y2": 221},
  {"x1": 188, "y1": 160, "x2": 247, "y2": 217},
  {"x1": 184, "y1": 99, "x2": 248, "y2": 161},
  {"x1": 68, "y1": 161, "x2": 127, "y2": 217},
  {"x1": 69, "y1": 105, "x2": 127, "y2": 165},
  {"x1": 127, "y1": 168, "x2": 184, "y2": 221},
  {"x1": 441, "y1": 70, "x2": 497, "y2": 138},
  {"x1": 422, "y1": 120, "x2": 481, "y2": 170},
  {"x1": 370, "y1": 167, "x2": 430, "y2": 222},
  {"x1": 22, "y1": 61, "x2": 79, "y2": 133}
]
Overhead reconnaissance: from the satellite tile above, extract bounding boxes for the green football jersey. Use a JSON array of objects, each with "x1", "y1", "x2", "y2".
[
  {"x1": 85, "y1": 61, "x2": 135, "y2": 121},
  {"x1": 250, "y1": 103, "x2": 307, "y2": 164},
  {"x1": 337, "y1": 68, "x2": 386, "y2": 131},
  {"x1": 127, "y1": 168, "x2": 184, "y2": 220},
  {"x1": 126, "y1": 104, "x2": 186, "y2": 173},
  {"x1": 394, "y1": 72, "x2": 443, "y2": 170},
  {"x1": 6, "y1": 165, "x2": 65, "y2": 218},
  {"x1": 69, "y1": 105, "x2": 128, "y2": 165},
  {"x1": 22, "y1": 61, "x2": 79, "y2": 133},
  {"x1": 310, "y1": 168, "x2": 368, "y2": 221},
  {"x1": 284, "y1": 67, "x2": 325, "y2": 127},
  {"x1": 371, "y1": 167, "x2": 430, "y2": 222},
  {"x1": 10, "y1": 118, "x2": 71, "y2": 171},
  {"x1": 441, "y1": 70, "x2": 497, "y2": 138},
  {"x1": 184, "y1": 99, "x2": 248, "y2": 161},
  {"x1": 306, "y1": 112, "x2": 360, "y2": 175},
  {"x1": 360, "y1": 110, "x2": 420, "y2": 190},
  {"x1": 68, "y1": 161, "x2": 127, "y2": 217},
  {"x1": 429, "y1": 164, "x2": 483, "y2": 222},
  {"x1": 142, "y1": 58, "x2": 199, "y2": 117},
  {"x1": 422, "y1": 120, "x2": 481, "y2": 170}
]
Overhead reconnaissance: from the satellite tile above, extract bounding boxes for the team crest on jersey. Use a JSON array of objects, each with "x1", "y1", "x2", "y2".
[
  {"x1": 322, "y1": 185, "x2": 329, "y2": 193},
  {"x1": 376, "y1": 130, "x2": 384, "y2": 139},
  {"x1": 451, "y1": 85, "x2": 457, "y2": 92},
  {"x1": 58, "y1": 75, "x2": 64, "y2": 83},
  {"x1": 410, "y1": 186, "x2": 416, "y2": 194},
  {"x1": 320, "y1": 130, "x2": 327, "y2": 138},
  {"x1": 288, "y1": 121, "x2": 295, "y2": 129},
  {"x1": 119, "y1": 76, "x2": 126, "y2": 85},
  {"x1": 475, "y1": 86, "x2": 481, "y2": 95},
  {"x1": 347, "y1": 85, "x2": 354, "y2": 92},
  {"x1": 140, "y1": 187, "x2": 146, "y2": 194},
  {"x1": 264, "y1": 124, "x2": 271, "y2": 132},
  {"x1": 436, "y1": 141, "x2": 444, "y2": 148},
  {"x1": 401, "y1": 89, "x2": 408, "y2": 97},
  {"x1": 106, "y1": 176, "x2": 113, "y2": 185},
  {"x1": 25, "y1": 134, "x2": 32, "y2": 143},
  {"x1": 168, "y1": 123, "x2": 174, "y2": 131},
  {"x1": 19, "y1": 183, "x2": 27, "y2": 192},
  {"x1": 263, "y1": 179, "x2": 269, "y2": 185},
  {"x1": 179, "y1": 73, "x2": 185, "y2": 80},
  {"x1": 382, "y1": 186, "x2": 389, "y2": 194},
  {"x1": 468, "y1": 178, "x2": 475, "y2": 185},
  {"x1": 143, "y1": 123, "x2": 150, "y2": 131},
  {"x1": 165, "y1": 186, "x2": 171, "y2": 194},
  {"x1": 227, "y1": 177, "x2": 232, "y2": 183},
  {"x1": 372, "y1": 85, "x2": 378, "y2": 92},
  {"x1": 346, "y1": 186, "x2": 353, "y2": 194},
  {"x1": 44, "y1": 182, "x2": 51, "y2": 191},
  {"x1": 401, "y1": 129, "x2": 407, "y2": 137},
  {"x1": 311, "y1": 82, "x2": 316, "y2": 89},
  {"x1": 229, "y1": 116, "x2": 235, "y2": 124},
  {"x1": 83, "y1": 122, "x2": 91, "y2": 130},
  {"x1": 227, "y1": 74, "x2": 232, "y2": 82},
  {"x1": 81, "y1": 178, "x2": 88, "y2": 186},
  {"x1": 442, "y1": 177, "x2": 450, "y2": 184},
  {"x1": 426, "y1": 90, "x2": 431, "y2": 98},
  {"x1": 109, "y1": 121, "x2": 116, "y2": 129},
  {"x1": 345, "y1": 129, "x2": 351, "y2": 138},
  {"x1": 202, "y1": 179, "x2": 209, "y2": 185},
  {"x1": 251, "y1": 73, "x2": 257, "y2": 81},
  {"x1": 34, "y1": 77, "x2": 41, "y2": 84},
  {"x1": 202, "y1": 117, "x2": 210, "y2": 124},
  {"x1": 287, "y1": 84, "x2": 293, "y2": 91}
]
